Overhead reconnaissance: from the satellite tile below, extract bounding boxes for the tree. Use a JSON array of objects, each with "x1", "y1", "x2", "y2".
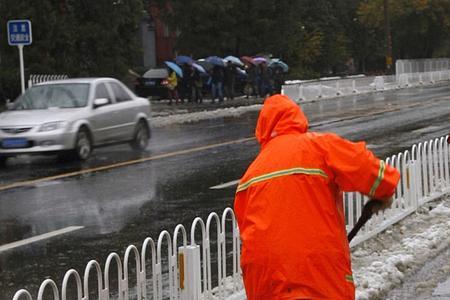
[
  {"x1": 157, "y1": 0, "x2": 357, "y2": 78},
  {"x1": 358, "y1": 0, "x2": 450, "y2": 60},
  {"x1": 0, "y1": 0, "x2": 144, "y2": 99}
]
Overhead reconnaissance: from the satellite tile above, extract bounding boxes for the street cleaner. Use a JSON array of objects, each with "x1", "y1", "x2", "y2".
[{"x1": 234, "y1": 94, "x2": 400, "y2": 299}]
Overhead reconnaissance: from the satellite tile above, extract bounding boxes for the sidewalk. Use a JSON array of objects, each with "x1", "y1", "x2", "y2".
[{"x1": 150, "y1": 95, "x2": 265, "y2": 117}]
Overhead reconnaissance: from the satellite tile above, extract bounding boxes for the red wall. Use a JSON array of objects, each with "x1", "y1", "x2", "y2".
[{"x1": 148, "y1": 3, "x2": 177, "y2": 66}]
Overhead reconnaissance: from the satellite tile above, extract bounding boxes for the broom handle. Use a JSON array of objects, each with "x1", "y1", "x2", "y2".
[{"x1": 347, "y1": 199, "x2": 382, "y2": 242}]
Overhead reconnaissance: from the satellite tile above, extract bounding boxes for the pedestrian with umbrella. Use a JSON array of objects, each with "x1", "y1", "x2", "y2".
[
  {"x1": 271, "y1": 66, "x2": 285, "y2": 94},
  {"x1": 269, "y1": 59, "x2": 289, "y2": 94},
  {"x1": 224, "y1": 61, "x2": 238, "y2": 101},
  {"x1": 189, "y1": 66, "x2": 204, "y2": 103},
  {"x1": 210, "y1": 65, "x2": 225, "y2": 103},
  {"x1": 165, "y1": 69, "x2": 180, "y2": 105},
  {"x1": 248, "y1": 65, "x2": 260, "y2": 98},
  {"x1": 164, "y1": 61, "x2": 183, "y2": 105},
  {"x1": 241, "y1": 57, "x2": 258, "y2": 99},
  {"x1": 180, "y1": 64, "x2": 193, "y2": 102},
  {"x1": 258, "y1": 61, "x2": 273, "y2": 97},
  {"x1": 206, "y1": 56, "x2": 225, "y2": 103}
]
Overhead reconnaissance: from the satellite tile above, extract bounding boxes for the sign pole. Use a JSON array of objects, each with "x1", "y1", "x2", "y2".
[{"x1": 18, "y1": 45, "x2": 25, "y2": 94}]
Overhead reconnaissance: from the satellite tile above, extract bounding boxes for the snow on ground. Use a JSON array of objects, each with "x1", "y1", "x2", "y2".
[
  {"x1": 151, "y1": 104, "x2": 262, "y2": 128},
  {"x1": 352, "y1": 194, "x2": 450, "y2": 300}
]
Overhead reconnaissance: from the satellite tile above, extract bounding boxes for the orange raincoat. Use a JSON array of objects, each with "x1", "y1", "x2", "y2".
[{"x1": 234, "y1": 94, "x2": 400, "y2": 300}]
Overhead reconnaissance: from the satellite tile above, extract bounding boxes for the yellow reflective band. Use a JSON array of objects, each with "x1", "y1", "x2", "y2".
[
  {"x1": 369, "y1": 160, "x2": 386, "y2": 197},
  {"x1": 345, "y1": 274, "x2": 354, "y2": 283},
  {"x1": 236, "y1": 167, "x2": 328, "y2": 193}
]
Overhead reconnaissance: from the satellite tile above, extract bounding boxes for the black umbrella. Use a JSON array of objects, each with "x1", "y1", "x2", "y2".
[{"x1": 196, "y1": 60, "x2": 214, "y2": 72}]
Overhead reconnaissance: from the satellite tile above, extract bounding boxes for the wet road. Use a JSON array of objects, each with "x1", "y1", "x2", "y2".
[{"x1": 0, "y1": 85, "x2": 449, "y2": 299}]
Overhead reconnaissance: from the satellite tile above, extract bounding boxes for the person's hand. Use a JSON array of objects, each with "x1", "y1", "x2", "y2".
[{"x1": 371, "y1": 196, "x2": 393, "y2": 214}]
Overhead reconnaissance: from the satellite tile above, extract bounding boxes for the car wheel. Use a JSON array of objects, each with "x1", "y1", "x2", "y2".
[
  {"x1": 131, "y1": 120, "x2": 150, "y2": 151},
  {"x1": 73, "y1": 128, "x2": 92, "y2": 160}
]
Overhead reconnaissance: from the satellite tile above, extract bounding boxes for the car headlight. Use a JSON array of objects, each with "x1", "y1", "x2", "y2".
[{"x1": 39, "y1": 121, "x2": 67, "y2": 132}]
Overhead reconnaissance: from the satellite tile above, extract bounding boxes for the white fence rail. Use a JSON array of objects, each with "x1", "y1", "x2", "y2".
[
  {"x1": 12, "y1": 135, "x2": 450, "y2": 300},
  {"x1": 13, "y1": 209, "x2": 243, "y2": 300},
  {"x1": 28, "y1": 74, "x2": 69, "y2": 88},
  {"x1": 346, "y1": 135, "x2": 450, "y2": 246},
  {"x1": 282, "y1": 70, "x2": 450, "y2": 102},
  {"x1": 396, "y1": 58, "x2": 450, "y2": 75}
]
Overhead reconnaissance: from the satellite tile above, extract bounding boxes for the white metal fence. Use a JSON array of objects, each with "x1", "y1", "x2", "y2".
[
  {"x1": 11, "y1": 134, "x2": 450, "y2": 300},
  {"x1": 28, "y1": 74, "x2": 69, "y2": 88},
  {"x1": 282, "y1": 70, "x2": 450, "y2": 102},
  {"x1": 396, "y1": 58, "x2": 450, "y2": 75},
  {"x1": 12, "y1": 208, "x2": 243, "y2": 300},
  {"x1": 346, "y1": 135, "x2": 450, "y2": 247}
]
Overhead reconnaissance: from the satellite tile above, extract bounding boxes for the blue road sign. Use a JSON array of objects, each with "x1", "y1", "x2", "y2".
[{"x1": 7, "y1": 20, "x2": 32, "y2": 46}]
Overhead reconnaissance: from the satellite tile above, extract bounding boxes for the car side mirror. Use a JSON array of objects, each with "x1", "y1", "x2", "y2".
[
  {"x1": 93, "y1": 98, "x2": 109, "y2": 108},
  {"x1": 6, "y1": 99, "x2": 13, "y2": 110}
]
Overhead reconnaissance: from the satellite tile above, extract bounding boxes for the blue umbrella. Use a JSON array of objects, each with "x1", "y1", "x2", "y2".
[
  {"x1": 206, "y1": 56, "x2": 225, "y2": 67},
  {"x1": 164, "y1": 61, "x2": 183, "y2": 78},
  {"x1": 269, "y1": 58, "x2": 289, "y2": 73},
  {"x1": 175, "y1": 55, "x2": 194, "y2": 65},
  {"x1": 224, "y1": 55, "x2": 244, "y2": 67}
]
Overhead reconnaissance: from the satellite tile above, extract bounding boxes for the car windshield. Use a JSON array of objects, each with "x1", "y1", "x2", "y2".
[{"x1": 11, "y1": 83, "x2": 90, "y2": 110}]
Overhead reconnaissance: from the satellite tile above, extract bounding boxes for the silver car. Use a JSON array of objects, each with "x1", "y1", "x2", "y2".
[{"x1": 0, "y1": 78, "x2": 151, "y2": 163}]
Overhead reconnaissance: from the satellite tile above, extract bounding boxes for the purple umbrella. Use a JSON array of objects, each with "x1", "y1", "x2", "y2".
[{"x1": 253, "y1": 56, "x2": 268, "y2": 65}]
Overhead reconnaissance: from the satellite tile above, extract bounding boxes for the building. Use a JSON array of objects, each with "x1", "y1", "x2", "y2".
[{"x1": 138, "y1": 2, "x2": 177, "y2": 69}]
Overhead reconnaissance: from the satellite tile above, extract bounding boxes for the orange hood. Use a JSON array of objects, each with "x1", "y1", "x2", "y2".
[{"x1": 256, "y1": 94, "x2": 309, "y2": 147}]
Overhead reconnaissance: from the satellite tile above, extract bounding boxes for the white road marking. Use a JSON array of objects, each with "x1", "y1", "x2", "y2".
[
  {"x1": 0, "y1": 226, "x2": 84, "y2": 253},
  {"x1": 210, "y1": 179, "x2": 240, "y2": 190}
]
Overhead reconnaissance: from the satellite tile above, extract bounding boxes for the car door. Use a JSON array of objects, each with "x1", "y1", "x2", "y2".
[
  {"x1": 106, "y1": 81, "x2": 138, "y2": 141},
  {"x1": 89, "y1": 82, "x2": 118, "y2": 145}
]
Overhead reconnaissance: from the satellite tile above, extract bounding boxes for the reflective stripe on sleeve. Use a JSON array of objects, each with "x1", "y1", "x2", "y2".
[
  {"x1": 345, "y1": 274, "x2": 354, "y2": 283},
  {"x1": 369, "y1": 160, "x2": 386, "y2": 197},
  {"x1": 236, "y1": 167, "x2": 328, "y2": 193}
]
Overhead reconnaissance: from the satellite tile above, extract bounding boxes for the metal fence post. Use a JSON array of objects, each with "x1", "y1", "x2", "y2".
[
  {"x1": 336, "y1": 81, "x2": 341, "y2": 95},
  {"x1": 178, "y1": 246, "x2": 201, "y2": 300},
  {"x1": 409, "y1": 161, "x2": 419, "y2": 209},
  {"x1": 299, "y1": 84, "x2": 304, "y2": 101}
]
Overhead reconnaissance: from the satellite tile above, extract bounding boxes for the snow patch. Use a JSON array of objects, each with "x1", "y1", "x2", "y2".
[
  {"x1": 353, "y1": 195, "x2": 450, "y2": 300},
  {"x1": 151, "y1": 105, "x2": 262, "y2": 128}
]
